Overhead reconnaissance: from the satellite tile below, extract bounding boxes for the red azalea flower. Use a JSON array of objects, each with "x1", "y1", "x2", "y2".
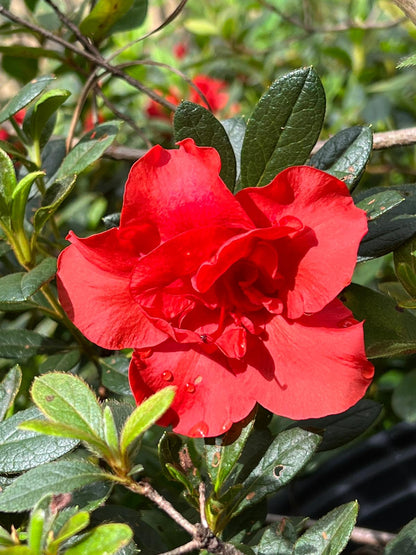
[
  {"x1": 57, "y1": 139, "x2": 374, "y2": 437},
  {"x1": 173, "y1": 42, "x2": 188, "y2": 60}
]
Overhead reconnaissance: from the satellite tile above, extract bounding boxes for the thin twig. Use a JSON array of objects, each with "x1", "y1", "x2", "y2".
[
  {"x1": 66, "y1": 71, "x2": 100, "y2": 151},
  {"x1": 266, "y1": 514, "x2": 395, "y2": 547},
  {"x1": 199, "y1": 482, "x2": 209, "y2": 529}
]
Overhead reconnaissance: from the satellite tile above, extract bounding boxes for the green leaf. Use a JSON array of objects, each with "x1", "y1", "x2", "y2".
[
  {"x1": 48, "y1": 511, "x2": 90, "y2": 551},
  {"x1": 27, "y1": 507, "x2": 45, "y2": 553},
  {"x1": 22, "y1": 89, "x2": 70, "y2": 144},
  {"x1": 0, "y1": 365, "x2": 22, "y2": 421},
  {"x1": 392, "y1": 369, "x2": 416, "y2": 422},
  {"x1": 174, "y1": 101, "x2": 237, "y2": 191},
  {"x1": 221, "y1": 117, "x2": 246, "y2": 183},
  {"x1": 0, "y1": 330, "x2": 65, "y2": 360},
  {"x1": 0, "y1": 146, "x2": 16, "y2": 217},
  {"x1": 0, "y1": 75, "x2": 55, "y2": 124},
  {"x1": 11, "y1": 171, "x2": 44, "y2": 230},
  {"x1": 120, "y1": 387, "x2": 175, "y2": 455},
  {"x1": 232, "y1": 428, "x2": 320, "y2": 516},
  {"x1": 39, "y1": 351, "x2": 80, "y2": 374},
  {"x1": 240, "y1": 67, "x2": 325, "y2": 189},
  {"x1": 2, "y1": 54, "x2": 38, "y2": 84},
  {"x1": 0, "y1": 407, "x2": 78, "y2": 474},
  {"x1": 110, "y1": 0, "x2": 148, "y2": 33},
  {"x1": 342, "y1": 283, "x2": 416, "y2": 357},
  {"x1": 20, "y1": 419, "x2": 102, "y2": 448},
  {"x1": 385, "y1": 516, "x2": 416, "y2": 554},
  {"x1": 0, "y1": 458, "x2": 109, "y2": 512},
  {"x1": 103, "y1": 406, "x2": 119, "y2": 452},
  {"x1": 100, "y1": 355, "x2": 131, "y2": 396},
  {"x1": 80, "y1": 0, "x2": 134, "y2": 41},
  {"x1": 0, "y1": 524, "x2": 14, "y2": 546},
  {"x1": 21, "y1": 257, "x2": 57, "y2": 298},
  {"x1": 0, "y1": 547, "x2": 34, "y2": 553},
  {"x1": 64, "y1": 523, "x2": 133, "y2": 555},
  {"x1": 297, "y1": 399, "x2": 382, "y2": 451},
  {"x1": 205, "y1": 418, "x2": 254, "y2": 494},
  {"x1": 394, "y1": 236, "x2": 416, "y2": 298},
  {"x1": 158, "y1": 432, "x2": 201, "y2": 495},
  {"x1": 33, "y1": 176, "x2": 76, "y2": 233},
  {"x1": 54, "y1": 122, "x2": 121, "y2": 181},
  {"x1": 0, "y1": 45, "x2": 62, "y2": 62},
  {"x1": 294, "y1": 501, "x2": 358, "y2": 555},
  {"x1": 309, "y1": 126, "x2": 372, "y2": 190},
  {"x1": 250, "y1": 521, "x2": 301, "y2": 554},
  {"x1": 0, "y1": 273, "x2": 26, "y2": 304},
  {"x1": 355, "y1": 185, "x2": 416, "y2": 260},
  {"x1": 30, "y1": 373, "x2": 104, "y2": 440}
]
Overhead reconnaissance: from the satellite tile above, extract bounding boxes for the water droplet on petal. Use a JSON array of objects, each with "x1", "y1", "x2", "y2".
[
  {"x1": 162, "y1": 371, "x2": 173, "y2": 382},
  {"x1": 185, "y1": 382, "x2": 196, "y2": 393},
  {"x1": 188, "y1": 421, "x2": 209, "y2": 437},
  {"x1": 221, "y1": 419, "x2": 233, "y2": 433},
  {"x1": 338, "y1": 317, "x2": 356, "y2": 328}
]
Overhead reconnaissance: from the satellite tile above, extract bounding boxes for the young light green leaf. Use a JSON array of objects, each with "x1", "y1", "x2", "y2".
[
  {"x1": 0, "y1": 365, "x2": 22, "y2": 421},
  {"x1": 30, "y1": 373, "x2": 104, "y2": 440},
  {"x1": 294, "y1": 501, "x2": 358, "y2": 555},
  {"x1": 0, "y1": 459, "x2": 109, "y2": 512},
  {"x1": 27, "y1": 507, "x2": 45, "y2": 553},
  {"x1": 120, "y1": 386, "x2": 175, "y2": 454},
  {"x1": 309, "y1": 126, "x2": 372, "y2": 190},
  {"x1": 64, "y1": 523, "x2": 133, "y2": 555},
  {"x1": 342, "y1": 283, "x2": 416, "y2": 358},
  {"x1": 11, "y1": 171, "x2": 44, "y2": 230},
  {"x1": 103, "y1": 406, "x2": 119, "y2": 453},
  {"x1": 53, "y1": 122, "x2": 121, "y2": 181},
  {"x1": 33, "y1": 176, "x2": 76, "y2": 233},
  {"x1": 174, "y1": 101, "x2": 237, "y2": 191},
  {"x1": 240, "y1": 67, "x2": 325, "y2": 188},
  {"x1": 0, "y1": 524, "x2": 14, "y2": 546},
  {"x1": 47, "y1": 511, "x2": 90, "y2": 552},
  {"x1": 80, "y1": 0, "x2": 135, "y2": 41},
  {"x1": 232, "y1": 428, "x2": 320, "y2": 516},
  {"x1": 20, "y1": 419, "x2": 101, "y2": 449},
  {"x1": 0, "y1": 407, "x2": 78, "y2": 474},
  {"x1": 0, "y1": 146, "x2": 16, "y2": 217},
  {"x1": 0, "y1": 75, "x2": 55, "y2": 124}
]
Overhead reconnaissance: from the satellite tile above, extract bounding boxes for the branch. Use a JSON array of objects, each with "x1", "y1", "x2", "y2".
[{"x1": 394, "y1": 0, "x2": 416, "y2": 26}]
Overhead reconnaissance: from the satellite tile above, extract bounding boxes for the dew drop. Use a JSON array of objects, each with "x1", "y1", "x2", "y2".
[
  {"x1": 162, "y1": 371, "x2": 173, "y2": 382},
  {"x1": 185, "y1": 382, "x2": 196, "y2": 393},
  {"x1": 337, "y1": 317, "x2": 356, "y2": 328},
  {"x1": 188, "y1": 421, "x2": 209, "y2": 437},
  {"x1": 221, "y1": 419, "x2": 233, "y2": 433}
]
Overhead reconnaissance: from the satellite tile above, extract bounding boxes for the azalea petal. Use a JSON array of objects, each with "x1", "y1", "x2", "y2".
[
  {"x1": 245, "y1": 299, "x2": 374, "y2": 420},
  {"x1": 236, "y1": 166, "x2": 368, "y2": 318},
  {"x1": 57, "y1": 236, "x2": 167, "y2": 350},
  {"x1": 128, "y1": 344, "x2": 256, "y2": 437},
  {"x1": 121, "y1": 139, "x2": 254, "y2": 241}
]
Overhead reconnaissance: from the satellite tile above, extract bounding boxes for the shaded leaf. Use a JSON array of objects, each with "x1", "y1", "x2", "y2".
[
  {"x1": 23, "y1": 89, "x2": 70, "y2": 144},
  {"x1": 385, "y1": 517, "x2": 416, "y2": 554},
  {"x1": 309, "y1": 126, "x2": 372, "y2": 190},
  {"x1": 0, "y1": 458, "x2": 109, "y2": 512},
  {"x1": 0, "y1": 330, "x2": 65, "y2": 360},
  {"x1": 174, "y1": 101, "x2": 237, "y2": 191},
  {"x1": 33, "y1": 176, "x2": 76, "y2": 233},
  {"x1": 342, "y1": 283, "x2": 416, "y2": 357},
  {"x1": 0, "y1": 75, "x2": 55, "y2": 124},
  {"x1": 392, "y1": 369, "x2": 416, "y2": 422},
  {"x1": 21, "y1": 257, "x2": 57, "y2": 298},
  {"x1": 100, "y1": 355, "x2": 131, "y2": 396},
  {"x1": 0, "y1": 365, "x2": 21, "y2": 421},
  {"x1": 294, "y1": 501, "x2": 358, "y2": 555},
  {"x1": 111, "y1": 0, "x2": 148, "y2": 33},
  {"x1": 240, "y1": 67, "x2": 325, "y2": 188},
  {"x1": 80, "y1": 0, "x2": 135, "y2": 41}
]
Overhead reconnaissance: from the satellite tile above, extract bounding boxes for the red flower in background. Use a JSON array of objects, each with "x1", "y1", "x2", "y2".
[
  {"x1": 146, "y1": 74, "x2": 236, "y2": 120},
  {"x1": 173, "y1": 42, "x2": 188, "y2": 60},
  {"x1": 57, "y1": 139, "x2": 373, "y2": 437}
]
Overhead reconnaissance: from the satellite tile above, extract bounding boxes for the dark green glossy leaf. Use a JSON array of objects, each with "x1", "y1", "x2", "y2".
[
  {"x1": 120, "y1": 387, "x2": 175, "y2": 455},
  {"x1": 0, "y1": 365, "x2": 21, "y2": 421},
  {"x1": 0, "y1": 75, "x2": 55, "y2": 124},
  {"x1": 0, "y1": 330, "x2": 65, "y2": 360},
  {"x1": 297, "y1": 399, "x2": 382, "y2": 451},
  {"x1": 174, "y1": 101, "x2": 237, "y2": 191},
  {"x1": 0, "y1": 458, "x2": 109, "y2": 512},
  {"x1": 21, "y1": 257, "x2": 57, "y2": 297},
  {"x1": 392, "y1": 369, "x2": 416, "y2": 422},
  {"x1": 0, "y1": 45, "x2": 62, "y2": 61},
  {"x1": 309, "y1": 126, "x2": 372, "y2": 190},
  {"x1": 240, "y1": 67, "x2": 325, "y2": 188},
  {"x1": 355, "y1": 185, "x2": 416, "y2": 260},
  {"x1": 294, "y1": 501, "x2": 358, "y2": 555},
  {"x1": 342, "y1": 283, "x2": 416, "y2": 357},
  {"x1": 232, "y1": 428, "x2": 320, "y2": 516},
  {"x1": 205, "y1": 417, "x2": 254, "y2": 494},
  {"x1": 65, "y1": 523, "x2": 133, "y2": 555},
  {"x1": 0, "y1": 407, "x2": 78, "y2": 474},
  {"x1": 221, "y1": 117, "x2": 246, "y2": 183},
  {"x1": 385, "y1": 517, "x2": 416, "y2": 554},
  {"x1": 31, "y1": 372, "x2": 104, "y2": 440},
  {"x1": 54, "y1": 122, "x2": 121, "y2": 181},
  {"x1": 39, "y1": 351, "x2": 80, "y2": 374},
  {"x1": 111, "y1": 0, "x2": 148, "y2": 33},
  {"x1": 2, "y1": 55, "x2": 38, "y2": 85},
  {"x1": 250, "y1": 521, "x2": 299, "y2": 555},
  {"x1": 33, "y1": 176, "x2": 76, "y2": 233},
  {"x1": 394, "y1": 237, "x2": 416, "y2": 298},
  {"x1": 0, "y1": 272, "x2": 26, "y2": 303},
  {"x1": 100, "y1": 355, "x2": 131, "y2": 395},
  {"x1": 22, "y1": 89, "x2": 70, "y2": 144},
  {"x1": 80, "y1": 0, "x2": 135, "y2": 41}
]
